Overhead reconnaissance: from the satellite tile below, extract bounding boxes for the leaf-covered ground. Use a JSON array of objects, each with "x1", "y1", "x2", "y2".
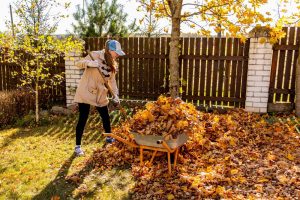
[{"x1": 68, "y1": 107, "x2": 300, "y2": 199}]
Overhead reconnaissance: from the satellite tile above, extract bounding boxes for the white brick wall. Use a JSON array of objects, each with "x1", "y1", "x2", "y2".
[
  {"x1": 245, "y1": 37, "x2": 273, "y2": 113},
  {"x1": 65, "y1": 52, "x2": 83, "y2": 106}
]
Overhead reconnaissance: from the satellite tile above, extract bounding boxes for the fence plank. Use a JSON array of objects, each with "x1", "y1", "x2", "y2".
[
  {"x1": 211, "y1": 38, "x2": 219, "y2": 105},
  {"x1": 188, "y1": 38, "x2": 195, "y2": 102},
  {"x1": 118, "y1": 38, "x2": 124, "y2": 96},
  {"x1": 199, "y1": 38, "x2": 206, "y2": 105},
  {"x1": 133, "y1": 37, "x2": 139, "y2": 98},
  {"x1": 166, "y1": 37, "x2": 171, "y2": 93},
  {"x1": 276, "y1": 27, "x2": 288, "y2": 101},
  {"x1": 290, "y1": 27, "x2": 300, "y2": 104},
  {"x1": 217, "y1": 38, "x2": 226, "y2": 105},
  {"x1": 206, "y1": 38, "x2": 213, "y2": 106},
  {"x1": 241, "y1": 39, "x2": 250, "y2": 108},
  {"x1": 235, "y1": 39, "x2": 244, "y2": 107},
  {"x1": 224, "y1": 38, "x2": 232, "y2": 106},
  {"x1": 149, "y1": 38, "x2": 155, "y2": 96},
  {"x1": 282, "y1": 27, "x2": 296, "y2": 101},
  {"x1": 123, "y1": 38, "x2": 129, "y2": 97},
  {"x1": 159, "y1": 37, "x2": 167, "y2": 94},
  {"x1": 194, "y1": 38, "x2": 201, "y2": 103},
  {"x1": 154, "y1": 38, "x2": 161, "y2": 96},
  {"x1": 129, "y1": 37, "x2": 134, "y2": 96},
  {"x1": 144, "y1": 37, "x2": 150, "y2": 98},
  {"x1": 182, "y1": 38, "x2": 189, "y2": 100},
  {"x1": 230, "y1": 39, "x2": 239, "y2": 107},
  {"x1": 138, "y1": 37, "x2": 144, "y2": 98}
]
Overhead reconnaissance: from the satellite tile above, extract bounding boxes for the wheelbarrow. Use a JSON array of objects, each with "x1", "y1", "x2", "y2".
[{"x1": 103, "y1": 132, "x2": 189, "y2": 174}]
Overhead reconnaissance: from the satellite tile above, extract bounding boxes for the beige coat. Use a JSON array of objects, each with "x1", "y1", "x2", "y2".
[{"x1": 74, "y1": 50, "x2": 118, "y2": 107}]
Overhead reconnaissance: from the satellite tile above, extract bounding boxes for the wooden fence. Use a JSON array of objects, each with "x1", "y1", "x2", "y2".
[
  {"x1": 268, "y1": 27, "x2": 300, "y2": 112},
  {"x1": 0, "y1": 55, "x2": 66, "y2": 108},
  {"x1": 84, "y1": 37, "x2": 250, "y2": 107}
]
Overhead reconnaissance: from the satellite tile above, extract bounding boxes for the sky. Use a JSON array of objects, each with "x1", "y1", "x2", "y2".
[
  {"x1": 0, "y1": 0, "x2": 298, "y2": 35},
  {"x1": 0, "y1": 0, "x2": 141, "y2": 34}
]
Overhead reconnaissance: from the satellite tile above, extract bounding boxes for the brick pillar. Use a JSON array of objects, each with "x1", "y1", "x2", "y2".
[
  {"x1": 245, "y1": 30, "x2": 273, "y2": 113},
  {"x1": 65, "y1": 52, "x2": 83, "y2": 107}
]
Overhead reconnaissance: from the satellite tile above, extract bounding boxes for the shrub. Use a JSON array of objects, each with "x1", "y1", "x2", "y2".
[{"x1": 0, "y1": 90, "x2": 35, "y2": 127}]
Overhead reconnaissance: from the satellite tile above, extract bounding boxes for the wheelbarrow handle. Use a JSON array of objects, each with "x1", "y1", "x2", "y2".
[{"x1": 103, "y1": 133, "x2": 138, "y2": 148}]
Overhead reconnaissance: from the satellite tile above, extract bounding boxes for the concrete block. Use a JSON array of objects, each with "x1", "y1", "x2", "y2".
[
  {"x1": 248, "y1": 65, "x2": 264, "y2": 70},
  {"x1": 261, "y1": 87, "x2": 269, "y2": 92},
  {"x1": 247, "y1": 87, "x2": 262, "y2": 92},
  {"x1": 247, "y1": 71, "x2": 256, "y2": 75},
  {"x1": 248, "y1": 76, "x2": 262, "y2": 81},
  {"x1": 256, "y1": 70, "x2": 270, "y2": 76},
  {"x1": 246, "y1": 91, "x2": 254, "y2": 97},
  {"x1": 247, "y1": 81, "x2": 256, "y2": 86},
  {"x1": 65, "y1": 60, "x2": 75, "y2": 66},
  {"x1": 253, "y1": 102, "x2": 267, "y2": 108},
  {"x1": 264, "y1": 53, "x2": 273, "y2": 59},
  {"x1": 247, "y1": 97, "x2": 261, "y2": 102},
  {"x1": 263, "y1": 65, "x2": 271, "y2": 71},
  {"x1": 256, "y1": 59, "x2": 272, "y2": 65},
  {"x1": 248, "y1": 59, "x2": 257, "y2": 65},
  {"x1": 66, "y1": 78, "x2": 76, "y2": 82},
  {"x1": 245, "y1": 102, "x2": 253, "y2": 107},
  {"x1": 260, "y1": 107, "x2": 267, "y2": 113},
  {"x1": 71, "y1": 74, "x2": 81, "y2": 79},
  {"x1": 254, "y1": 92, "x2": 268, "y2": 97},
  {"x1": 256, "y1": 48, "x2": 273, "y2": 54},
  {"x1": 260, "y1": 97, "x2": 268, "y2": 102},
  {"x1": 250, "y1": 54, "x2": 264, "y2": 59},
  {"x1": 245, "y1": 107, "x2": 260, "y2": 113},
  {"x1": 255, "y1": 82, "x2": 269, "y2": 87}
]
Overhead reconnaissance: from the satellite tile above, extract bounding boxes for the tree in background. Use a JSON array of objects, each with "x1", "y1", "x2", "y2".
[
  {"x1": 0, "y1": 0, "x2": 83, "y2": 123},
  {"x1": 73, "y1": 0, "x2": 139, "y2": 37},
  {"x1": 136, "y1": 0, "x2": 300, "y2": 98},
  {"x1": 137, "y1": 0, "x2": 164, "y2": 37}
]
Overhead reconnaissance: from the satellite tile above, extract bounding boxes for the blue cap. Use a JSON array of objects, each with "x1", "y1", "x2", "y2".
[{"x1": 108, "y1": 40, "x2": 125, "y2": 56}]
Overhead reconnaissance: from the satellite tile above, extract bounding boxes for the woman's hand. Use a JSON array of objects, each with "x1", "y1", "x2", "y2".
[{"x1": 111, "y1": 96, "x2": 120, "y2": 107}]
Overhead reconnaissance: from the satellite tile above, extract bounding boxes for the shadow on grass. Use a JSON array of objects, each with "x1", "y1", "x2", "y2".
[
  {"x1": 0, "y1": 113, "x2": 106, "y2": 148},
  {"x1": 31, "y1": 153, "x2": 78, "y2": 200},
  {"x1": 31, "y1": 151, "x2": 104, "y2": 200},
  {"x1": 32, "y1": 151, "x2": 133, "y2": 199}
]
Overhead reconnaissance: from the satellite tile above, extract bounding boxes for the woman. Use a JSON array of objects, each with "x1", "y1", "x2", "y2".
[{"x1": 74, "y1": 39, "x2": 125, "y2": 156}]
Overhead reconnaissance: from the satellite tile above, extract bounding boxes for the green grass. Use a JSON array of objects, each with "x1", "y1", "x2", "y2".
[{"x1": 0, "y1": 113, "x2": 135, "y2": 200}]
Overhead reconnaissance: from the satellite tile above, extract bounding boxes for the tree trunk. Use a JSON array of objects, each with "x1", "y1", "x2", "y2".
[
  {"x1": 169, "y1": 16, "x2": 181, "y2": 98},
  {"x1": 35, "y1": 59, "x2": 40, "y2": 123},
  {"x1": 296, "y1": 45, "x2": 300, "y2": 116},
  {"x1": 35, "y1": 82, "x2": 39, "y2": 123}
]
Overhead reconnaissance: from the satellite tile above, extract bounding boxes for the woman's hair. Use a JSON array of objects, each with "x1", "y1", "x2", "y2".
[{"x1": 104, "y1": 40, "x2": 117, "y2": 74}]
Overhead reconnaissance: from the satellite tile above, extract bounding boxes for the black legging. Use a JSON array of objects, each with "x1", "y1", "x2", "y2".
[{"x1": 76, "y1": 103, "x2": 111, "y2": 145}]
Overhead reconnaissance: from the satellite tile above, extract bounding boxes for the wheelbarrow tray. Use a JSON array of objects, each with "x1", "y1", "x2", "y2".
[{"x1": 131, "y1": 132, "x2": 188, "y2": 149}]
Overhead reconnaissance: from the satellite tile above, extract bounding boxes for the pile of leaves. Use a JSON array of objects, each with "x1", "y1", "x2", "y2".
[
  {"x1": 67, "y1": 98, "x2": 300, "y2": 199},
  {"x1": 116, "y1": 96, "x2": 201, "y2": 140}
]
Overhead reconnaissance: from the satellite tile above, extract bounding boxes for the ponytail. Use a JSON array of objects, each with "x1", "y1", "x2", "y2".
[{"x1": 104, "y1": 40, "x2": 117, "y2": 74}]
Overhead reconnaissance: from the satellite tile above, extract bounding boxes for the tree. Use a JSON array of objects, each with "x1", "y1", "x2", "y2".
[
  {"x1": 137, "y1": 0, "x2": 164, "y2": 37},
  {"x1": 73, "y1": 0, "x2": 139, "y2": 37},
  {"x1": 0, "y1": 0, "x2": 83, "y2": 123},
  {"x1": 136, "y1": 0, "x2": 300, "y2": 98}
]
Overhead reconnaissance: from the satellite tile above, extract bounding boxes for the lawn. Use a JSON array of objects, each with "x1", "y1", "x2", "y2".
[{"x1": 0, "y1": 112, "x2": 135, "y2": 200}]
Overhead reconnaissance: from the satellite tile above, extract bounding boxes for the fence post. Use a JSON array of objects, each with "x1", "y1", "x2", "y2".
[
  {"x1": 65, "y1": 51, "x2": 83, "y2": 107},
  {"x1": 245, "y1": 27, "x2": 273, "y2": 113}
]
